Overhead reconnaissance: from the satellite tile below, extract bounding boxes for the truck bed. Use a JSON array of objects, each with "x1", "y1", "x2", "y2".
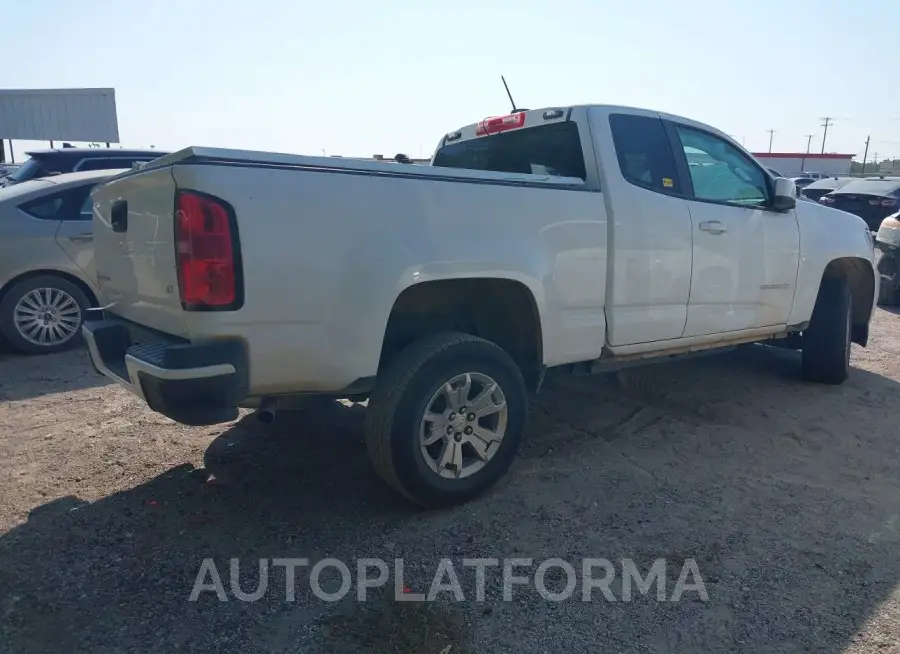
[
  {"x1": 134, "y1": 146, "x2": 586, "y2": 188},
  {"x1": 89, "y1": 145, "x2": 607, "y2": 397}
]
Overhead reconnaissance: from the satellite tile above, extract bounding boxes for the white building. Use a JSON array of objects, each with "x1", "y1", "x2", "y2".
[{"x1": 753, "y1": 152, "x2": 855, "y2": 178}]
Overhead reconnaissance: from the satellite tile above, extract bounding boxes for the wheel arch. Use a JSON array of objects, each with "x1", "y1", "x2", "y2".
[
  {"x1": 0, "y1": 268, "x2": 99, "y2": 308},
  {"x1": 819, "y1": 256, "x2": 875, "y2": 346},
  {"x1": 378, "y1": 276, "x2": 545, "y2": 390}
]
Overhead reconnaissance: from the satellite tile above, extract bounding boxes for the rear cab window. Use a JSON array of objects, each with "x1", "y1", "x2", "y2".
[
  {"x1": 432, "y1": 112, "x2": 588, "y2": 183},
  {"x1": 608, "y1": 113, "x2": 682, "y2": 194}
]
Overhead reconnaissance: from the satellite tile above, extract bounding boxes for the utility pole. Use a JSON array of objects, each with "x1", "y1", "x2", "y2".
[
  {"x1": 766, "y1": 129, "x2": 775, "y2": 153},
  {"x1": 861, "y1": 136, "x2": 870, "y2": 176},
  {"x1": 820, "y1": 117, "x2": 833, "y2": 154},
  {"x1": 801, "y1": 134, "x2": 815, "y2": 172}
]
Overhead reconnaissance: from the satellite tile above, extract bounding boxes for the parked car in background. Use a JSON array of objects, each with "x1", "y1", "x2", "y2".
[
  {"x1": 0, "y1": 147, "x2": 169, "y2": 188},
  {"x1": 791, "y1": 176, "x2": 818, "y2": 191},
  {"x1": 0, "y1": 163, "x2": 20, "y2": 179},
  {"x1": 82, "y1": 104, "x2": 876, "y2": 507},
  {"x1": 0, "y1": 170, "x2": 120, "y2": 354},
  {"x1": 875, "y1": 212, "x2": 900, "y2": 305},
  {"x1": 818, "y1": 177, "x2": 900, "y2": 231},
  {"x1": 801, "y1": 177, "x2": 854, "y2": 203}
]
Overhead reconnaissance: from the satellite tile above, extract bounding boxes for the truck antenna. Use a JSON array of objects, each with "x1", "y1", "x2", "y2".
[{"x1": 501, "y1": 75, "x2": 519, "y2": 113}]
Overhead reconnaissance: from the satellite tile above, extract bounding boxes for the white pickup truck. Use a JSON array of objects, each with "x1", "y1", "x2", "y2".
[{"x1": 83, "y1": 104, "x2": 878, "y2": 507}]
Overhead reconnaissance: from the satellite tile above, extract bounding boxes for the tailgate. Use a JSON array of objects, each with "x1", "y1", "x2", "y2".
[{"x1": 92, "y1": 166, "x2": 188, "y2": 338}]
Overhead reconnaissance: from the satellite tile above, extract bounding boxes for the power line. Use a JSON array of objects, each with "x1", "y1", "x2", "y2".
[{"x1": 820, "y1": 117, "x2": 833, "y2": 154}]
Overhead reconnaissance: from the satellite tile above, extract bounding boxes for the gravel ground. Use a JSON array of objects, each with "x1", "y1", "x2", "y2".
[{"x1": 1, "y1": 309, "x2": 900, "y2": 653}]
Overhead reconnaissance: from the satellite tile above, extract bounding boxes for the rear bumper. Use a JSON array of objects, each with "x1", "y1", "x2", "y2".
[{"x1": 82, "y1": 309, "x2": 249, "y2": 426}]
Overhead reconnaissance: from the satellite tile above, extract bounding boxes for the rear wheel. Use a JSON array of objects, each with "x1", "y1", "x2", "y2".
[
  {"x1": 0, "y1": 276, "x2": 91, "y2": 355},
  {"x1": 364, "y1": 332, "x2": 528, "y2": 507},
  {"x1": 801, "y1": 278, "x2": 852, "y2": 385}
]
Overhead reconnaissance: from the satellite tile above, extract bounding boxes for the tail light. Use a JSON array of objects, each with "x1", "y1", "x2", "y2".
[
  {"x1": 175, "y1": 190, "x2": 241, "y2": 310},
  {"x1": 819, "y1": 195, "x2": 834, "y2": 204},
  {"x1": 476, "y1": 112, "x2": 526, "y2": 136}
]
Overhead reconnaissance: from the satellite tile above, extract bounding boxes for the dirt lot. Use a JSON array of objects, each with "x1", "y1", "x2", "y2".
[{"x1": 1, "y1": 310, "x2": 900, "y2": 653}]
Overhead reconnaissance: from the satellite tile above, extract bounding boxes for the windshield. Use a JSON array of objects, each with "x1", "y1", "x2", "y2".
[
  {"x1": 804, "y1": 177, "x2": 851, "y2": 191},
  {"x1": 7, "y1": 158, "x2": 48, "y2": 184},
  {"x1": 831, "y1": 179, "x2": 900, "y2": 197}
]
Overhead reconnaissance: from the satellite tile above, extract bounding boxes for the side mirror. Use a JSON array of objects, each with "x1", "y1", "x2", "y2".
[{"x1": 772, "y1": 177, "x2": 796, "y2": 211}]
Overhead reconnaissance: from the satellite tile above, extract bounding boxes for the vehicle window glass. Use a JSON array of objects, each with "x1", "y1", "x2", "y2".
[
  {"x1": 78, "y1": 193, "x2": 94, "y2": 221},
  {"x1": 432, "y1": 121, "x2": 587, "y2": 181},
  {"x1": 103, "y1": 158, "x2": 140, "y2": 169},
  {"x1": 832, "y1": 179, "x2": 900, "y2": 196},
  {"x1": 676, "y1": 126, "x2": 768, "y2": 205},
  {"x1": 8, "y1": 159, "x2": 47, "y2": 183},
  {"x1": 77, "y1": 158, "x2": 134, "y2": 171},
  {"x1": 19, "y1": 185, "x2": 94, "y2": 221},
  {"x1": 20, "y1": 193, "x2": 64, "y2": 219},
  {"x1": 59, "y1": 185, "x2": 94, "y2": 221},
  {"x1": 609, "y1": 113, "x2": 681, "y2": 194}
]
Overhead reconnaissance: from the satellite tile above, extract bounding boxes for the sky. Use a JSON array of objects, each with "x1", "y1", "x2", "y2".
[{"x1": 4, "y1": 0, "x2": 900, "y2": 162}]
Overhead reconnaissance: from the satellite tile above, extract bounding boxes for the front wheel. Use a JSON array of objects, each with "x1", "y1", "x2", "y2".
[
  {"x1": 364, "y1": 332, "x2": 528, "y2": 508},
  {"x1": 801, "y1": 278, "x2": 851, "y2": 385}
]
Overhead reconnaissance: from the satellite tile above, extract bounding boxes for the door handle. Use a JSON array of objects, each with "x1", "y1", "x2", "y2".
[
  {"x1": 69, "y1": 233, "x2": 93, "y2": 243},
  {"x1": 699, "y1": 221, "x2": 726, "y2": 234}
]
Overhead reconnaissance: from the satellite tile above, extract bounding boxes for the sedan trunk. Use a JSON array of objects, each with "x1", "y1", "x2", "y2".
[{"x1": 824, "y1": 193, "x2": 898, "y2": 231}]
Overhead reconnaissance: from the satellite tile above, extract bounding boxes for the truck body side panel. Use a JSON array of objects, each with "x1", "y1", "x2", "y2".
[{"x1": 169, "y1": 162, "x2": 608, "y2": 394}]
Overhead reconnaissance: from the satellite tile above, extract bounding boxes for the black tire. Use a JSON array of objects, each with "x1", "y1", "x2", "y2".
[
  {"x1": 0, "y1": 275, "x2": 91, "y2": 355},
  {"x1": 876, "y1": 253, "x2": 898, "y2": 306},
  {"x1": 801, "y1": 278, "x2": 851, "y2": 385},
  {"x1": 364, "y1": 332, "x2": 528, "y2": 508}
]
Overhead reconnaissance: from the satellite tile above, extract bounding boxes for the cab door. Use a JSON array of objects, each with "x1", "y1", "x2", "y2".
[
  {"x1": 598, "y1": 110, "x2": 694, "y2": 346},
  {"x1": 666, "y1": 121, "x2": 800, "y2": 337}
]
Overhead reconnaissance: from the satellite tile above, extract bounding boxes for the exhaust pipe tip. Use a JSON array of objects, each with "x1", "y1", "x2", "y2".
[{"x1": 256, "y1": 397, "x2": 278, "y2": 424}]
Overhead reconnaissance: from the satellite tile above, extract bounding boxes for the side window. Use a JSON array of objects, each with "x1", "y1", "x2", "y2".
[
  {"x1": 105, "y1": 158, "x2": 140, "y2": 169},
  {"x1": 20, "y1": 194, "x2": 65, "y2": 220},
  {"x1": 78, "y1": 193, "x2": 94, "y2": 221},
  {"x1": 19, "y1": 185, "x2": 94, "y2": 221},
  {"x1": 76, "y1": 159, "x2": 115, "y2": 172},
  {"x1": 61, "y1": 185, "x2": 94, "y2": 221},
  {"x1": 609, "y1": 113, "x2": 681, "y2": 194},
  {"x1": 674, "y1": 126, "x2": 769, "y2": 206}
]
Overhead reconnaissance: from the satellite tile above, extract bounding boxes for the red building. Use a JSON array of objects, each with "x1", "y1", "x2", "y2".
[{"x1": 752, "y1": 152, "x2": 855, "y2": 177}]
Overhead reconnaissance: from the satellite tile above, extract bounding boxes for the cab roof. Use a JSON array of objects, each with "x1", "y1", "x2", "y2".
[{"x1": 441, "y1": 104, "x2": 734, "y2": 148}]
